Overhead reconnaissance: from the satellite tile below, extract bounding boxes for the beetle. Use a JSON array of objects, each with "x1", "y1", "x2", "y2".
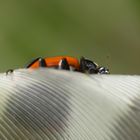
[
  {"x1": 25, "y1": 56, "x2": 109, "y2": 74},
  {"x1": 6, "y1": 56, "x2": 109, "y2": 74}
]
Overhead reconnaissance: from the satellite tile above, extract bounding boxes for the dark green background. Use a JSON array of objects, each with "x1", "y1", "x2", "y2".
[{"x1": 0, "y1": 0, "x2": 140, "y2": 74}]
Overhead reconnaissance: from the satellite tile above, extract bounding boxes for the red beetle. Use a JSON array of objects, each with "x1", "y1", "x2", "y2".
[
  {"x1": 6, "y1": 56, "x2": 109, "y2": 74},
  {"x1": 25, "y1": 56, "x2": 109, "y2": 74}
]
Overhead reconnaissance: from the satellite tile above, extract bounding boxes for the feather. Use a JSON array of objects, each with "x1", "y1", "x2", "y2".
[{"x1": 0, "y1": 69, "x2": 140, "y2": 140}]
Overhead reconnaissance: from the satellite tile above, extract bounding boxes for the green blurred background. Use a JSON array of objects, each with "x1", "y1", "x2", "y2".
[{"x1": 0, "y1": 0, "x2": 139, "y2": 74}]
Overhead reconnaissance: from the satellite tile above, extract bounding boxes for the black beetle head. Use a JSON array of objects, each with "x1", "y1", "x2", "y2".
[{"x1": 98, "y1": 67, "x2": 109, "y2": 74}]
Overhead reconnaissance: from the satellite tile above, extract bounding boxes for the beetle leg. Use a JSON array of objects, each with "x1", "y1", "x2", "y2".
[
  {"x1": 6, "y1": 69, "x2": 14, "y2": 75},
  {"x1": 58, "y1": 58, "x2": 70, "y2": 70}
]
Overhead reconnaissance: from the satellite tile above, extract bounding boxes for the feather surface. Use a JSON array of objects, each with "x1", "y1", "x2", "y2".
[{"x1": 0, "y1": 69, "x2": 140, "y2": 140}]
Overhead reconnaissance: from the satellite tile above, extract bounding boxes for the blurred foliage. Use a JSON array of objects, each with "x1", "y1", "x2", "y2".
[{"x1": 0, "y1": 0, "x2": 139, "y2": 74}]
